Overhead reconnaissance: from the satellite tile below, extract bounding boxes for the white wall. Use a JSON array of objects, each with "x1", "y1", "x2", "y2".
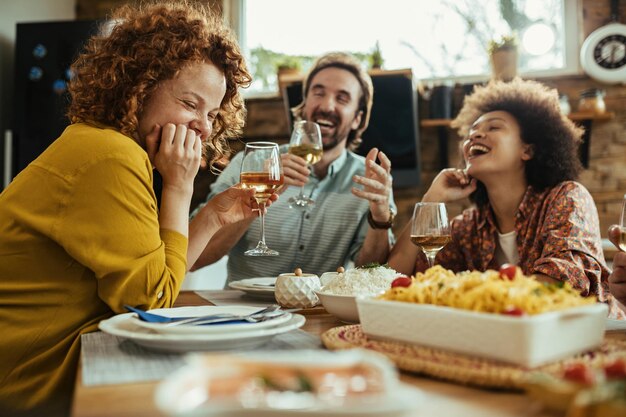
[
  {"x1": 181, "y1": 256, "x2": 229, "y2": 290},
  {"x1": 0, "y1": 0, "x2": 75, "y2": 188}
]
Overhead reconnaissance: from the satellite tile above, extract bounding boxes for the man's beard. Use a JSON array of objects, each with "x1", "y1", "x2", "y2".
[
  {"x1": 312, "y1": 111, "x2": 350, "y2": 151},
  {"x1": 322, "y1": 135, "x2": 341, "y2": 151}
]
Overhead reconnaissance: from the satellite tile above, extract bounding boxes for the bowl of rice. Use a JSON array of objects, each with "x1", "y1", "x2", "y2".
[{"x1": 315, "y1": 264, "x2": 401, "y2": 323}]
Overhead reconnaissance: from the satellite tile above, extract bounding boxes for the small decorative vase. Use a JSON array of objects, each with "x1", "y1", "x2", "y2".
[
  {"x1": 490, "y1": 48, "x2": 518, "y2": 81},
  {"x1": 275, "y1": 270, "x2": 321, "y2": 309}
]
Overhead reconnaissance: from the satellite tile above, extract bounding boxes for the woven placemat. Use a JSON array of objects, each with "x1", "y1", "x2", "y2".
[{"x1": 321, "y1": 325, "x2": 626, "y2": 390}]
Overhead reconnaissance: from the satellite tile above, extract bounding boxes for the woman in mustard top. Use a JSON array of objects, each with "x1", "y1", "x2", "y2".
[{"x1": 0, "y1": 2, "x2": 271, "y2": 415}]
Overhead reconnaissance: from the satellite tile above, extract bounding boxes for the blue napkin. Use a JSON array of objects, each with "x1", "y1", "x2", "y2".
[
  {"x1": 124, "y1": 305, "x2": 190, "y2": 323},
  {"x1": 123, "y1": 305, "x2": 247, "y2": 325}
]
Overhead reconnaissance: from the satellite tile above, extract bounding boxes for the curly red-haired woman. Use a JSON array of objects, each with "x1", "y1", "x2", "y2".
[{"x1": 0, "y1": 2, "x2": 271, "y2": 415}]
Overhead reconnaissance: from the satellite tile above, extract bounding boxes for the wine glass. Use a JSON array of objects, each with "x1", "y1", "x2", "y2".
[
  {"x1": 287, "y1": 120, "x2": 323, "y2": 210},
  {"x1": 619, "y1": 194, "x2": 626, "y2": 252},
  {"x1": 410, "y1": 202, "x2": 451, "y2": 269},
  {"x1": 240, "y1": 142, "x2": 284, "y2": 256}
]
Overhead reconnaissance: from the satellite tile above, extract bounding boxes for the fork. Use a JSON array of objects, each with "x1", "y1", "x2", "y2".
[
  {"x1": 161, "y1": 304, "x2": 283, "y2": 327},
  {"x1": 166, "y1": 309, "x2": 290, "y2": 327}
]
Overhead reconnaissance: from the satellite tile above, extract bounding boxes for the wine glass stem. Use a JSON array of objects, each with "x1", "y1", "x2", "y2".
[
  {"x1": 258, "y1": 202, "x2": 267, "y2": 246},
  {"x1": 425, "y1": 251, "x2": 437, "y2": 268},
  {"x1": 299, "y1": 163, "x2": 311, "y2": 198}
]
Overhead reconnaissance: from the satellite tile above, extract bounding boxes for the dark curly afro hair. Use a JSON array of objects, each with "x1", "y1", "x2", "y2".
[{"x1": 451, "y1": 78, "x2": 583, "y2": 206}]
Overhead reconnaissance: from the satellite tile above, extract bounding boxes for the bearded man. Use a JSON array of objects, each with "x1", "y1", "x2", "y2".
[{"x1": 192, "y1": 52, "x2": 396, "y2": 282}]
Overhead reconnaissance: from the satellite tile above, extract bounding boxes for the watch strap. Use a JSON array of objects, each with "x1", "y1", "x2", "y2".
[{"x1": 367, "y1": 209, "x2": 394, "y2": 229}]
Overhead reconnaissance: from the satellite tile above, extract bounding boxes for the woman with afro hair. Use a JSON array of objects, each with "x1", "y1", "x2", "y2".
[
  {"x1": 389, "y1": 78, "x2": 624, "y2": 319},
  {"x1": 0, "y1": 2, "x2": 275, "y2": 415}
]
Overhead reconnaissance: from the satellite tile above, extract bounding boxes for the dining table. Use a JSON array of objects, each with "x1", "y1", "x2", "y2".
[{"x1": 71, "y1": 290, "x2": 626, "y2": 417}]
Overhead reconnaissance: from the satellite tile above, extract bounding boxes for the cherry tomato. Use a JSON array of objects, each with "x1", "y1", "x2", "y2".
[
  {"x1": 499, "y1": 264, "x2": 517, "y2": 281},
  {"x1": 603, "y1": 358, "x2": 626, "y2": 379},
  {"x1": 391, "y1": 276, "x2": 412, "y2": 288},
  {"x1": 502, "y1": 307, "x2": 525, "y2": 316},
  {"x1": 562, "y1": 363, "x2": 595, "y2": 385}
]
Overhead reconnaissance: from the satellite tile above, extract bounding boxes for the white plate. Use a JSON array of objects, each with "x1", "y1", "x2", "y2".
[
  {"x1": 155, "y1": 350, "x2": 423, "y2": 417},
  {"x1": 128, "y1": 306, "x2": 292, "y2": 335},
  {"x1": 98, "y1": 313, "x2": 305, "y2": 353},
  {"x1": 229, "y1": 277, "x2": 277, "y2": 300}
]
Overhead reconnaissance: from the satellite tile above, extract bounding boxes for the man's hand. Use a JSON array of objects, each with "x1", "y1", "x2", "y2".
[
  {"x1": 279, "y1": 153, "x2": 310, "y2": 192},
  {"x1": 351, "y1": 148, "x2": 392, "y2": 222}
]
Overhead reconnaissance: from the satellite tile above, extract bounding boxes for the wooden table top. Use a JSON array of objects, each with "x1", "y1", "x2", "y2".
[{"x1": 71, "y1": 291, "x2": 625, "y2": 417}]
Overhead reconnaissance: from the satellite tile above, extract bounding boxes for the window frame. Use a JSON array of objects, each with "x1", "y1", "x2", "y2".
[{"x1": 225, "y1": 0, "x2": 583, "y2": 94}]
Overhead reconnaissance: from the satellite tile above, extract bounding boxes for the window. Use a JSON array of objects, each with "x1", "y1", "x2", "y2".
[{"x1": 225, "y1": 0, "x2": 579, "y2": 95}]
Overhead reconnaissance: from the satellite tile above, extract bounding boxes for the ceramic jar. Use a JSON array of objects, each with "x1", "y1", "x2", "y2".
[
  {"x1": 578, "y1": 88, "x2": 606, "y2": 113},
  {"x1": 275, "y1": 270, "x2": 321, "y2": 309},
  {"x1": 559, "y1": 94, "x2": 571, "y2": 115}
]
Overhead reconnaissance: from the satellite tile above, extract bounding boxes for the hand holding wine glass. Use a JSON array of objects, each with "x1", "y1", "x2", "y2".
[
  {"x1": 287, "y1": 121, "x2": 323, "y2": 210},
  {"x1": 410, "y1": 202, "x2": 451, "y2": 269},
  {"x1": 240, "y1": 142, "x2": 284, "y2": 256}
]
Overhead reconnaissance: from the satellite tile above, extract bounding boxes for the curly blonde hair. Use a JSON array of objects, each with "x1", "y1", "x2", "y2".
[
  {"x1": 291, "y1": 52, "x2": 373, "y2": 150},
  {"x1": 451, "y1": 78, "x2": 583, "y2": 205},
  {"x1": 67, "y1": 0, "x2": 251, "y2": 170}
]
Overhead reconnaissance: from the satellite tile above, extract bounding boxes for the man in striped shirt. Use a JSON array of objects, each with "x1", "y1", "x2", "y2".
[{"x1": 191, "y1": 52, "x2": 396, "y2": 283}]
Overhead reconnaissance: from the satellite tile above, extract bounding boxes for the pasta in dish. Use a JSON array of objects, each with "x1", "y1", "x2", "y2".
[{"x1": 378, "y1": 265, "x2": 596, "y2": 315}]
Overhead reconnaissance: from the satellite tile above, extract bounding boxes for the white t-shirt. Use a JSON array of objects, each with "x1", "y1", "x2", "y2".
[{"x1": 495, "y1": 230, "x2": 519, "y2": 266}]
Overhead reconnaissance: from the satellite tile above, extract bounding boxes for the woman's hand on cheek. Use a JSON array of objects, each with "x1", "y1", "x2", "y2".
[
  {"x1": 153, "y1": 123, "x2": 202, "y2": 192},
  {"x1": 422, "y1": 168, "x2": 477, "y2": 203}
]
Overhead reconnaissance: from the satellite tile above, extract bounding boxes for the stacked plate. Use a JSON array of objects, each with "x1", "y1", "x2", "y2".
[
  {"x1": 228, "y1": 277, "x2": 277, "y2": 300},
  {"x1": 98, "y1": 305, "x2": 305, "y2": 353}
]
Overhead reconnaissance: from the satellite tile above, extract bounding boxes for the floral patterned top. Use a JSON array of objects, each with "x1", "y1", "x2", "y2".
[{"x1": 418, "y1": 181, "x2": 624, "y2": 319}]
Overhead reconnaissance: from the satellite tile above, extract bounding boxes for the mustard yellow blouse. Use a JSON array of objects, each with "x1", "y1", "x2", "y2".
[{"x1": 0, "y1": 123, "x2": 187, "y2": 415}]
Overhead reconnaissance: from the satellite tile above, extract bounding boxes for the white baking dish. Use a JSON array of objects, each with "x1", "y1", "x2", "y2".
[{"x1": 357, "y1": 297, "x2": 608, "y2": 367}]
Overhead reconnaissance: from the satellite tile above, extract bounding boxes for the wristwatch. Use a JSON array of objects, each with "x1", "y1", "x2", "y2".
[{"x1": 367, "y1": 207, "x2": 396, "y2": 229}]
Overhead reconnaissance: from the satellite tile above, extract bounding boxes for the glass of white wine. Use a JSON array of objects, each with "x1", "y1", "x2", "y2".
[
  {"x1": 240, "y1": 142, "x2": 284, "y2": 256},
  {"x1": 287, "y1": 120, "x2": 323, "y2": 210},
  {"x1": 619, "y1": 194, "x2": 626, "y2": 252},
  {"x1": 410, "y1": 202, "x2": 451, "y2": 269}
]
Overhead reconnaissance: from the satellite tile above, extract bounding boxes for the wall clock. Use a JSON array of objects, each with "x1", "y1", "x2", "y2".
[{"x1": 580, "y1": 0, "x2": 626, "y2": 84}]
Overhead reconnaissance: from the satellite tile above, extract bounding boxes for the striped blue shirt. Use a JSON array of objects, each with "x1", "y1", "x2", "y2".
[{"x1": 198, "y1": 146, "x2": 395, "y2": 283}]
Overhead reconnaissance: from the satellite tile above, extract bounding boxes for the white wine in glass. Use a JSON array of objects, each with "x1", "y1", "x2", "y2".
[
  {"x1": 240, "y1": 142, "x2": 284, "y2": 256},
  {"x1": 619, "y1": 194, "x2": 626, "y2": 252},
  {"x1": 410, "y1": 202, "x2": 451, "y2": 269},
  {"x1": 287, "y1": 120, "x2": 323, "y2": 210}
]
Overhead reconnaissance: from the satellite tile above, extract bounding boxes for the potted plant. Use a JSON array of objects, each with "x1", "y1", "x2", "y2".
[
  {"x1": 487, "y1": 34, "x2": 518, "y2": 81},
  {"x1": 369, "y1": 41, "x2": 384, "y2": 70},
  {"x1": 276, "y1": 56, "x2": 302, "y2": 93},
  {"x1": 276, "y1": 56, "x2": 301, "y2": 77}
]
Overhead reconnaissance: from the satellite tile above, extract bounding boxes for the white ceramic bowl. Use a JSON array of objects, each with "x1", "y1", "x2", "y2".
[{"x1": 315, "y1": 290, "x2": 360, "y2": 323}]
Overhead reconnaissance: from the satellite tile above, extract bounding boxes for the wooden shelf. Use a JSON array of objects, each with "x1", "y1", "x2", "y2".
[
  {"x1": 420, "y1": 119, "x2": 453, "y2": 128},
  {"x1": 419, "y1": 112, "x2": 616, "y2": 169},
  {"x1": 420, "y1": 112, "x2": 615, "y2": 128},
  {"x1": 568, "y1": 111, "x2": 615, "y2": 121}
]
